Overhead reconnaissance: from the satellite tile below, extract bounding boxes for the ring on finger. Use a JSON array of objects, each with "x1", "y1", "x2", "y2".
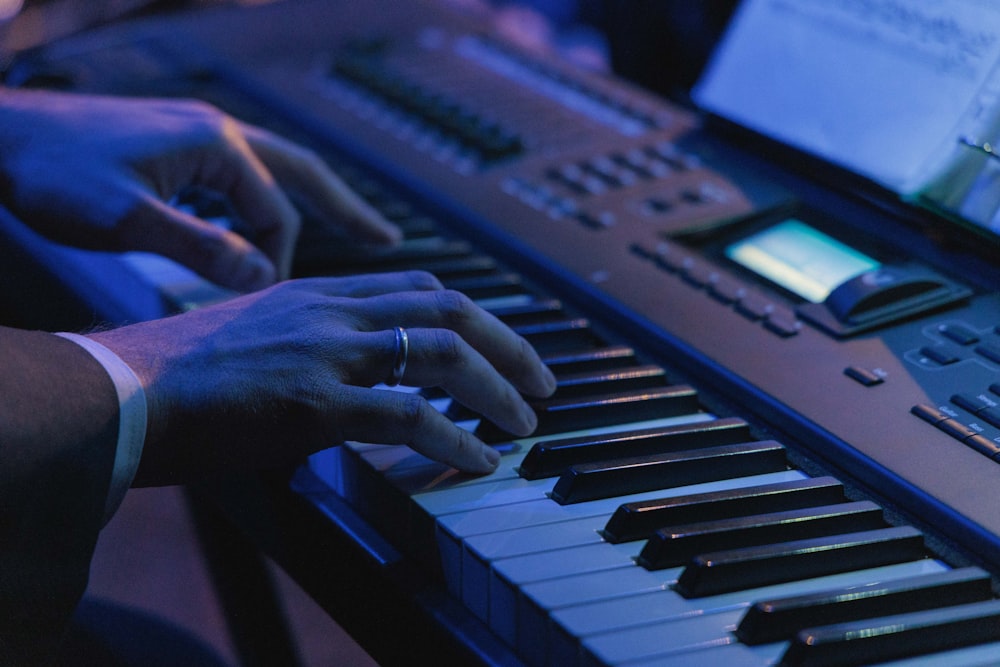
[{"x1": 386, "y1": 326, "x2": 409, "y2": 387}]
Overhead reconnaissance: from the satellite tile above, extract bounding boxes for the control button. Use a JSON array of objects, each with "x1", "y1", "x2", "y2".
[
  {"x1": 763, "y1": 310, "x2": 802, "y2": 337},
  {"x1": 964, "y1": 433, "x2": 1000, "y2": 460},
  {"x1": 577, "y1": 211, "x2": 615, "y2": 229},
  {"x1": 845, "y1": 367, "x2": 884, "y2": 387},
  {"x1": 938, "y1": 324, "x2": 980, "y2": 345},
  {"x1": 951, "y1": 393, "x2": 1000, "y2": 414},
  {"x1": 679, "y1": 188, "x2": 706, "y2": 205},
  {"x1": 936, "y1": 418, "x2": 980, "y2": 441},
  {"x1": 681, "y1": 261, "x2": 716, "y2": 288},
  {"x1": 643, "y1": 197, "x2": 674, "y2": 214},
  {"x1": 735, "y1": 293, "x2": 775, "y2": 321},
  {"x1": 920, "y1": 346, "x2": 959, "y2": 365},
  {"x1": 708, "y1": 277, "x2": 746, "y2": 305},
  {"x1": 629, "y1": 243, "x2": 655, "y2": 260},
  {"x1": 911, "y1": 404, "x2": 950, "y2": 425},
  {"x1": 653, "y1": 243, "x2": 687, "y2": 273},
  {"x1": 979, "y1": 406, "x2": 1000, "y2": 429},
  {"x1": 975, "y1": 344, "x2": 1000, "y2": 364}
]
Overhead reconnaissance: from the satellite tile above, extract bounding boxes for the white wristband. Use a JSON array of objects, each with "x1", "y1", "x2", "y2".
[{"x1": 56, "y1": 332, "x2": 147, "y2": 523}]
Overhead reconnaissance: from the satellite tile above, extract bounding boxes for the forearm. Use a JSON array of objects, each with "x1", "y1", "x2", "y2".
[{"x1": 0, "y1": 327, "x2": 120, "y2": 665}]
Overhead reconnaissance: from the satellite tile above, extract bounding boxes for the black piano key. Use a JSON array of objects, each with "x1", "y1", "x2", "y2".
[
  {"x1": 603, "y1": 476, "x2": 845, "y2": 544},
  {"x1": 443, "y1": 364, "x2": 668, "y2": 422},
  {"x1": 389, "y1": 213, "x2": 440, "y2": 238},
  {"x1": 549, "y1": 441, "x2": 787, "y2": 505},
  {"x1": 513, "y1": 318, "x2": 604, "y2": 355},
  {"x1": 442, "y1": 272, "x2": 527, "y2": 301},
  {"x1": 781, "y1": 599, "x2": 1000, "y2": 667},
  {"x1": 674, "y1": 526, "x2": 926, "y2": 598},
  {"x1": 476, "y1": 385, "x2": 702, "y2": 443},
  {"x1": 550, "y1": 365, "x2": 668, "y2": 400},
  {"x1": 636, "y1": 500, "x2": 884, "y2": 570},
  {"x1": 519, "y1": 416, "x2": 751, "y2": 480},
  {"x1": 319, "y1": 237, "x2": 475, "y2": 273},
  {"x1": 736, "y1": 566, "x2": 993, "y2": 645},
  {"x1": 395, "y1": 255, "x2": 499, "y2": 281},
  {"x1": 540, "y1": 345, "x2": 637, "y2": 375},
  {"x1": 488, "y1": 299, "x2": 565, "y2": 327}
]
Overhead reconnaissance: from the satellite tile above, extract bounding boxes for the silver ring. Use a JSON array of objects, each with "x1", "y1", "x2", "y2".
[{"x1": 386, "y1": 326, "x2": 409, "y2": 387}]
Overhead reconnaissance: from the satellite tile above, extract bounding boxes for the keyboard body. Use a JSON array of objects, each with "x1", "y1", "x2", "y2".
[{"x1": 6, "y1": 1, "x2": 1000, "y2": 665}]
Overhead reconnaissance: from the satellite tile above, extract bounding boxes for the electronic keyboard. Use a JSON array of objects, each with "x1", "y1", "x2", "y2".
[{"x1": 6, "y1": 0, "x2": 1000, "y2": 664}]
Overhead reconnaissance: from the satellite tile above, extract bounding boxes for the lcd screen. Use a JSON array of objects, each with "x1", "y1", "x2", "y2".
[{"x1": 725, "y1": 219, "x2": 881, "y2": 303}]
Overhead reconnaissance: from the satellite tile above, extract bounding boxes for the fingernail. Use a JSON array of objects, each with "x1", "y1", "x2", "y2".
[
  {"x1": 542, "y1": 365, "x2": 557, "y2": 395},
  {"x1": 520, "y1": 401, "x2": 538, "y2": 434},
  {"x1": 483, "y1": 445, "x2": 501, "y2": 470},
  {"x1": 234, "y1": 252, "x2": 276, "y2": 291}
]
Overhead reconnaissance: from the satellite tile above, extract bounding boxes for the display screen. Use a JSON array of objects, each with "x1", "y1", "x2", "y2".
[{"x1": 725, "y1": 219, "x2": 881, "y2": 303}]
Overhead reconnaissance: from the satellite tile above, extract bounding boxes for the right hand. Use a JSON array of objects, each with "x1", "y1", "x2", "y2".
[{"x1": 90, "y1": 271, "x2": 557, "y2": 485}]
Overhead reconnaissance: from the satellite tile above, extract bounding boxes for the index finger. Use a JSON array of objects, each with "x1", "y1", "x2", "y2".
[
  {"x1": 187, "y1": 124, "x2": 301, "y2": 280},
  {"x1": 240, "y1": 122, "x2": 403, "y2": 246}
]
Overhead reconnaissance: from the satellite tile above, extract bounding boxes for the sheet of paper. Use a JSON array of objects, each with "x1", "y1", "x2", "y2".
[{"x1": 693, "y1": 0, "x2": 1000, "y2": 199}]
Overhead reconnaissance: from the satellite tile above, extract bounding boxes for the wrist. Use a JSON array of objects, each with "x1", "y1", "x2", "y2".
[{"x1": 55, "y1": 332, "x2": 147, "y2": 522}]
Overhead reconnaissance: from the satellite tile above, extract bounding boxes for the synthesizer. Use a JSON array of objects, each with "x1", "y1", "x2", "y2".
[{"x1": 6, "y1": 0, "x2": 1000, "y2": 665}]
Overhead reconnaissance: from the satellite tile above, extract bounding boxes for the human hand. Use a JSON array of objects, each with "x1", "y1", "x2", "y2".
[
  {"x1": 90, "y1": 271, "x2": 557, "y2": 485},
  {"x1": 0, "y1": 88, "x2": 400, "y2": 291}
]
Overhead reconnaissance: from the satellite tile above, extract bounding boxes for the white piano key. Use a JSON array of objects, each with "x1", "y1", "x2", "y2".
[
  {"x1": 578, "y1": 560, "x2": 954, "y2": 666},
  {"x1": 459, "y1": 471, "x2": 809, "y2": 630},
  {"x1": 581, "y1": 608, "x2": 748, "y2": 666},
  {"x1": 625, "y1": 638, "x2": 1000, "y2": 667},
  {"x1": 876, "y1": 641, "x2": 1000, "y2": 666},
  {"x1": 543, "y1": 559, "x2": 949, "y2": 667},
  {"x1": 439, "y1": 470, "x2": 806, "y2": 542},
  {"x1": 439, "y1": 471, "x2": 805, "y2": 601},
  {"x1": 463, "y1": 516, "x2": 609, "y2": 622},
  {"x1": 490, "y1": 541, "x2": 641, "y2": 644},
  {"x1": 621, "y1": 641, "x2": 784, "y2": 667}
]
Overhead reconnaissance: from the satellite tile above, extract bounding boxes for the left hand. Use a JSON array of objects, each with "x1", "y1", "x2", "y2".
[{"x1": 0, "y1": 89, "x2": 401, "y2": 291}]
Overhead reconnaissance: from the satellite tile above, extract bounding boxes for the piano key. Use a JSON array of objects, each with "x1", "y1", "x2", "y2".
[
  {"x1": 487, "y1": 298, "x2": 565, "y2": 327},
  {"x1": 445, "y1": 362, "x2": 666, "y2": 423},
  {"x1": 540, "y1": 345, "x2": 639, "y2": 375},
  {"x1": 548, "y1": 365, "x2": 669, "y2": 400},
  {"x1": 781, "y1": 599, "x2": 1000, "y2": 666},
  {"x1": 626, "y1": 637, "x2": 1000, "y2": 667},
  {"x1": 551, "y1": 441, "x2": 788, "y2": 505},
  {"x1": 544, "y1": 560, "x2": 948, "y2": 667},
  {"x1": 736, "y1": 565, "x2": 993, "y2": 645},
  {"x1": 457, "y1": 471, "x2": 803, "y2": 622},
  {"x1": 387, "y1": 254, "x2": 499, "y2": 280},
  {"x1": 491, "y1": 540, "x2": 643, "y2": 645},
  {"x1": 519, "y1": 416, "x2": 752, "y2": 480},
  {"x1": 636, "y1": 500, "x2": 885, "y2": 570},
  {"x1": 674, "y1": 526, "x2": 927, "y2": 598},
  {"x1": 603, "y1": 475, "x2": 846, "y2": 544},
  {"x1": 438, "y1": 470, "x2": 806, "y2": 597},
  {"x1": 580, "y1": 607, "x2": 749, "y2": 666},
  {"x1": 472, "y1": 293, "x2": 538, "y2": 310},
  {"x1": 441, "y1": 470, "x2": 807, "y2": 545},
  {"x1": 872, "y1": 642, "x2": 1000, "y2": 666},
  {"x1": 476, "y1": 385, "x2": 702, "y2": 443},
  {"x1": 399, "y1": 414, "x2": 716, "y2": 570},
  {"x1": 441, "y1": 272, "x2": 528, "y2": 301},
  {"x1": 317, "y1": 236, "x2": 476, "y2": 272},
  {"x1": 512, "y1": 318, "x2": 604, "y2": 356},
  {"x1": 462, "y1": 516, "x2": 630, "y2": 623}
]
